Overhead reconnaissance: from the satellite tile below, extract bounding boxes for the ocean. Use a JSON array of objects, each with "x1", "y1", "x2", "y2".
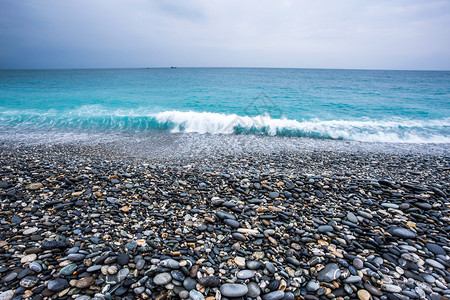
[{"x1": 0, "y1": 68, "x2": 449, "y2": 152}]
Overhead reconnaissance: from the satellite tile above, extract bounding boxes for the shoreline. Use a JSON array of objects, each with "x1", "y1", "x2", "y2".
[{"x1": 0, "y1": 141, "x2": 449, "y2": 299}]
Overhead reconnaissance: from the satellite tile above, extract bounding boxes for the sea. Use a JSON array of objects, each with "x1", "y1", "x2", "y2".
[{"x1": 1, "y1": 68, "x2": 449, "y2": 156}]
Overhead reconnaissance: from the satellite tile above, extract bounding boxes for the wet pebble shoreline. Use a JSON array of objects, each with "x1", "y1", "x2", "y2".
[{"x1": 0, "y1": 144, "x2": 449, "y2": 300}]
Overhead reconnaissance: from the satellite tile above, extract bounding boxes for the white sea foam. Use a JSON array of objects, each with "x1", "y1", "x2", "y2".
[
  {"x1": 152, "y1": 110, "x2": 450, "y2": 143},
  {"x1": 1, "y1": 108, "x2": 449, "y2": 143}
]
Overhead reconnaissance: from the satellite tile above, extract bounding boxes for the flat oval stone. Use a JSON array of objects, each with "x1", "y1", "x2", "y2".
[
  {"x1": 220, "y1": 283, "x2": 248, "y2": 297},
  {"x1": 426, "y1": 243, "x2": 446, "y2": 256},
  {"x1": 216, "y1": 210, "x2": 236, "y2": 220},
  {"x1": 189, "y1": 290, "x2": 205, "y2": 300},
  {"x1": 59, "y1": 263, "x2": 77, "y2": 276},
  {"x1": 363, "y1": 283, "x2": 383, "y2": 297},
  {"x1": 224, "y1": 219, "x2": 240, "y2": 228},
  {"x1": 382, "y1": 284, "x2": 402, "y2": 293},
  {"x1": 153, "y1": 272, "x2": 172, "y2": 285},
  {"x1": 198, "y1": 276, "x2": 220, "y2": 287},
  {"x1": 265, "y1": 262, "x2": 277, "y2": 273},
  {"x1": 160, "y1": 259, "x2": 179, "y2": 269},
  {"x1": 347, "y1": 212, "x2": 358, "y2": 223},
  {"x1": 21, "y1": 254, "x2": 37, "y2": 264},
  {"x1": 353, "y1": 258, "x2": 364, "y2": 269},
  {"x1": 87, "y1": 265, "x2": 102, "y2": 272},
  {"x1": 286, "y1": 257, "x2": 300, "y2": 266},
  {"x1": 268, "y1": 191, "x2": 279, "y2": 199},
  {"x1": 306, "y1": 280, "x2": 320, "y2": 292},
  {"x1": 247, "y1": 282, "x2": 261, "y2": 298},
  {"x1": 357, "y1": 289, "x2": 371, "y2": 300},
  {"x1": 29, "y1": 262, "x2": 42, "y2": 273},
  {"x1": 343, "y1": 275, "x2": 362, "y2": 283},
  {"x1": 426, "y1": 258, "x2": 445, "y2": 269},
  {"x1": 20, "y1": 276, "x2": 39, "y2": 288},
  {"x1": 246, "y1": 260, "x2": 262, "y2": 270},
  {"x1": 75, "y1": 276, "x2": 94, "y2": 289},
  {"x1": 117, "y1": 253, "x2": 129, "y2": 265},
  {"x1": 117, "y1": 268, "x2": 129, "y2": 282},
  {"x1": 387, "y1": 227, "x2": 416, "y2": 239},
  {"x1": 236, "y1": 270, "x2": 255, "y2": 279},
  {"x1": 232, "y1": 232, "x2": 246, "y2": 241},
  {"x1": 317, "y1": 263, "x2": 341, "y2": 282},
  {"x1": 317, "y1": 225, "x2": 334, "y2": 233},
  {"x1": 67, "y1": 253, "x2": 85, "y2": 262},
  {"x1": 23, "y1": 227, "x2": 39, "y2": 235},
  {"x1": 183, "y1": 277, "x2": 197, "y2": 290},
  {"x1": 0, "y1": 290, "x2": 14, "y2": 300},
  {"x1": 171, "y1": 270, "x2": 185, "y2": 281},
  {"x1": 47, "y1": 278, "x2": 69, "y2": 292},
  {"x1": 262, "y1": 291, "x2": 285, "y2": 300}
]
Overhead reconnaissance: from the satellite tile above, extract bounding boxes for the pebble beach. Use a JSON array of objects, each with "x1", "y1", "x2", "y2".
[{"x1": 0, "y1": 138, "x2": 449, "y2": 300}]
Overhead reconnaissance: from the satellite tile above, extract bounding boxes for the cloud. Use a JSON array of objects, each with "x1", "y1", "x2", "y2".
[{"x1": 0, "y1": 0, "x2": 449, "y2": 69}]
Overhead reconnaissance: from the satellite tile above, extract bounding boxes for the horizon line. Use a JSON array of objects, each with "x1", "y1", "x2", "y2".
[{"x1": 1, "y1": 66, "x2": 449, "y2": 72}]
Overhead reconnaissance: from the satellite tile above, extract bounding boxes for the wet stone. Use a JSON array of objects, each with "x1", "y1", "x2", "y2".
[
  {"x1": 236, "y1": 269, "x2": 255, "y2": 279},
  {"x1": 262, "y1": 291, "x2": 285, "y2": 300},
  {"x1": 183, "y1": 277, "x2": 197, "y2": 290},
  {"x1": 20, "y1": 276, "x2": 39, "y2": 288},
  {"x1": 387, "y1": 227, "x2": 416, "y2": 239},
  {"x1": 189, "y1": 290, "x2": 205, "y2": 300},
  {"x1": 154, "y1": 272, "x2": 172, "y2": 285},
  {"x1": 247, "y1": 282, "x2": 261, "y2": 298},
  {"x1": 171, "y1": 270, "x2": 185, "y2": 281},
  {"x1": 67, "y1": 253, "x2": 85, "y2": 262},
  {"x1": 47, "y1": 278, "x2": 69, "y2": 292},
  {"x1": 317, "y1": 263, "x2": 341, "y2": 282},
  {"x1": 317, "y1": 225, "x2": 334, "y2": 233},
  {"x1": 246, "y1": 260, "x2": 262, "y2": 270},
  {"x1": 306, "y1": 280, "x2": 320, "y2": 292},
  {"x1": 41, "y1": 240, "x2": 70, "y2": 250},
  {"x1": 75, "y1": 276, "x2": 94, "y2": 289},
  {"x1": 29, "y1": 261, "x2": 42, "y2": 273},
  {"x1": 353, "y1": 258, "x2": 364, "y2": 270},
  {"x1": 220, "y1": 283, "x2": 248, "y2": 297},
  {"x1": 0, "y1": 290, "x2": 14, "y2": 300},
  {"x1": 265, "y1": 262, "x2": 277, "y2": 273},
  {"x1": 426, "y1": 243, "x2": 446, "y2": 256},
  {"x1": 198, "y1": 276, "x2": 220, "y2": 287},
  {"x1": 117, "y1": 253, "x2": 129, "y2": 265},
  {"x1": 59, "y1": 263, "x2": 77, "y2": 276},
  {"x1": 382, "y1": 284, "x2": 402, "y2": 293}
]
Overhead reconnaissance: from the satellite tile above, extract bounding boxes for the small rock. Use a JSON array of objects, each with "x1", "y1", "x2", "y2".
[
  {"x1": 154, "y1": 272, "x2": 172, "y2": 285},
  {"x1": 220, "y1": 283, "x2": 248, "y2": 297}
]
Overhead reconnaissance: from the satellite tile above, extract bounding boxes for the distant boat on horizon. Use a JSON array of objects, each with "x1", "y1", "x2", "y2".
[{"x1": 170, "y1": 66, "x2": 176, "y2": 69}]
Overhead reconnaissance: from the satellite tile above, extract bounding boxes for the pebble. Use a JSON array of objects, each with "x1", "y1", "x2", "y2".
[
  {"x1": 387, "y1": 227, "x2": 417, "y2": 239},
  {"x1": 317, "y1": 263, "x2": 341, "y2": 282},
  {"x1": 357, "y1": 289, "x2": 371, "y2": 300},
  {"x1": 189, "y1": 290, "x2": 205, "y2": 300},
  {"x1": 154, "y1": 272, "x2": 172, "y2": 285},
  {"x1": 75, "y1": 276, "x2": 94, "y2": 288},
  {"x1": 247, "y1": 281, "x2": 261, "y2": 298},
  {"x1": 47, "y1": 278, "x2": 70, "y2": 292},
  {"x1": 220, "y1": 283, "x2": 248, "y2": 297},
  {"x1": 237, "y1": 269, "x2": 255, "y2": 279},
  {"x1": 0, "y1": 290, "x2": 14, "y2": 300},
  {"x1": 60, "y1": 263, "x2": 77, "y2": 276},
  {"x1": 262, "y1": 290, "x2": 285, "y2": 300},
  {"x1": 382, "y1": 284, "x2": 402, "y2": 293}
]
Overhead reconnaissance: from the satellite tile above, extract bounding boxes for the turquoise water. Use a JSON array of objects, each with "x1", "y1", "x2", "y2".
[{"x1": 0, "y1": 68, "x2": 449, "y2": 143}]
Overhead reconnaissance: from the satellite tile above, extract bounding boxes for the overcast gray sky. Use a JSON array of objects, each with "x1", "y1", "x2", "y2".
[{"x1": 1, "y1": 0, "x2": 449, "y2": 70}]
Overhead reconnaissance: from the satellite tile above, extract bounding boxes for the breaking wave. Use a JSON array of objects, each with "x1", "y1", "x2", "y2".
[{"x1": 1, "y1": 107, "x2": 449, "y2": 143}]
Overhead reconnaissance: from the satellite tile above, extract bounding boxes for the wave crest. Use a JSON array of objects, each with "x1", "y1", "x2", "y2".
[{"x1": 1, "y1": 108, "x2": 449, "y2": 143}]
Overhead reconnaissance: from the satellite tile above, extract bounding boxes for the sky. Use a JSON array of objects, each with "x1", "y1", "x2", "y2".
[{"x1": 1, "y1": 0, "x2": 450, "y2": 70}]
